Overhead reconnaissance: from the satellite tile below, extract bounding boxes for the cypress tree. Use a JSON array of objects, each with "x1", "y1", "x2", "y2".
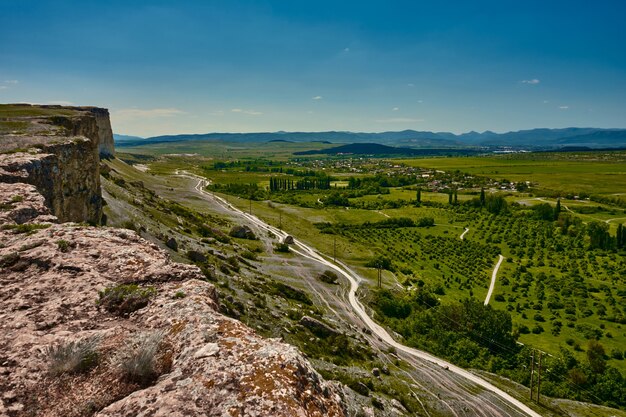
[
  {"x1": 554, "y1": 198, "x2": 561, "y2": 220},
  {"x1": 480, "y1": 187, "x2": 486, "y2": 206},
  {"x1": 416, "y1": 188, "x2": 421, "y2": 203}
]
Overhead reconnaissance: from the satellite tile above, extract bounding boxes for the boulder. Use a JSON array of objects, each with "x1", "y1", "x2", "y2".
[{"x1": 165, "y1": 236, "x2": 178, "y2": 251}]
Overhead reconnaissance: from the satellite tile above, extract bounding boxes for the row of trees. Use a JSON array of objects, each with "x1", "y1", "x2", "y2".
[{"x1": 268, "y1": 176, "x2": 331, "y2": 191}]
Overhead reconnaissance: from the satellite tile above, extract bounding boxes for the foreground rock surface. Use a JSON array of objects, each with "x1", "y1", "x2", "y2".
[{"x1": 0, "y1": 212, "x2": 345, "y2": 416}]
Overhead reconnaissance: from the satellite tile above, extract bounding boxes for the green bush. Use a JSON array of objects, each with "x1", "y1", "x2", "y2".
[
  {"x1": 275, "y1": 243, "x2": 290, "y2": 253},
  {"x1": 318, "y1": 270, "x2": 339, "y2": 284},
  {"x1": 45, "y1": 336, "x2": 100, "y2": 375},
  {"x1": 98, "y1": 284, "x2": 157, "y2": 317},
  {"x1": 2, "y1": 223, "x2": 50, "y2": 234},
  {"x1": 56, "y1": 239, "x2": 71, "y2": 252},
  {"x1": 241, "y1": 251, "x2": 258, "y2": 261}
]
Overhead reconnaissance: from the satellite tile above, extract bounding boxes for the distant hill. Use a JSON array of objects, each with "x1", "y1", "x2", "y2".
[
  {"x1": 114, "y1": 133, "x2": 145, "y2": 142},
  {"x1": 293, "y1": 143, "x2": 482, "y2": 156},
  {"x1": 114, "y1": 128, "x2": 626, "y2": 150}
]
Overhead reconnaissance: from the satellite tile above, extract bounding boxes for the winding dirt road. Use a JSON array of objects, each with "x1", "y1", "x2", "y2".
[
  {"x1": 182, "y1": 172, "x2": 541, "y2": 417},
  {"x1": 485, "y1": 255, "x2": 505, "y2": 306}
]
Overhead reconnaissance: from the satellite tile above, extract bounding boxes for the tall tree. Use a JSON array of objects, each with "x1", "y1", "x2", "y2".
[
  {"x1": 480, "y1": 187, "x2": 486, "y2": 206},
  {"x1": 554, "y1": 198, "x2": 561, "y2": 220},
  {"x1": 416, "y1": 188, "x2": 421, "y2": 203}
]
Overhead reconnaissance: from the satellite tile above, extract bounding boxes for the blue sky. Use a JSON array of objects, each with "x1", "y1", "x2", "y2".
[{"x1": 1, "y1": 0, "x2": 625, "y2": 136}]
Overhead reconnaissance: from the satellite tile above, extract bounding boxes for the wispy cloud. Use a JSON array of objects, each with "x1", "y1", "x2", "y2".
[
  {"x1": 4, "y1": 80, "x2": 18, "y2": 84},
  {"x1": 521, "y1": 78, "x2": 540, "y2": 85},
  {"x1": 312, "y1": 95, "x2": 323, "y2": 100},
  {"x1": 558, "y1": 105, "x2": 569, "y2": 110},
  {"x1": 47, "y1": 100, "x2": 74, "y2": 105},
  {"x1": 343, "y1": 47, "x2": 350, "y2": 52},
  {"x1": 231, "y1": 108, "x2": 263, "y2": 115},
  {"x1": 0, "y1": 86, "x2": 6, "y2": 90},
  {"x1": 392, "y1": 107, "x2": 399, "y2": 111},
  {"x1": 376, "y1": 117, "x2": 424, "y2": 123},
  {"x1": 407, "y1": 83, "x2": 415, "y2": 87},
  {"x1": 113, "y1": 108, "x2": 185, "y2": 120}
]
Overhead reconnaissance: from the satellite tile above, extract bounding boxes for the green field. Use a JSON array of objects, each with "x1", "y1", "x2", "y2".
[
  {"x1": 398, "y1": 152, "x2": 626, "y2": 198},
  {"x1": 123, "y1": 145, "x2": 626, "y2": 409}
]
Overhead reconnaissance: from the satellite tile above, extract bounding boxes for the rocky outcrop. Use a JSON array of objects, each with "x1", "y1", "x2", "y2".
[
  {"x1": 91, "y1": 108, "x2": 115, "y2": 158},
  {"x1": 0, "y1": 221, "x2": 345, "y2": 416},
  {"x1": 0, "y1": 104, "x2": 114, "y2": 224},
  {"x1": 0, "y1": 105, "x2": 346, "y2": 416}
]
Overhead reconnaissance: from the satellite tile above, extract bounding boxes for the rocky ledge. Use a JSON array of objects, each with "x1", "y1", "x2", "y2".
[{"x1": 0, "y1": 104, "x2": 114, "y2": 224}]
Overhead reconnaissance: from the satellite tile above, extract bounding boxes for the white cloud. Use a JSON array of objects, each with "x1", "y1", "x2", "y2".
[
  {"x1": 558, "y1": 105, "x2": 569, "y2": 110},
  {"x1": 521, "y1": 79, "x2": 540, "y2": 85},
  {"x1": 0, "y1": 86, "x2": 6, "y2": 90},
  {"x1": 112, "y1": 108, "x2": 185, "y2": 120},
  {"x1": 407, "y1": 83, "x2": 415, "y2": 87},
  {"x1": 231, "y1": 108, "x2": 262, "y2": 115},
  {"x1": 376, "y1": 117, "x2": 424, "y2": 123},
  {"x1": 392, "y1": 107, "x2": 399, "y2": 111},
  {"x1": 543, "y1": 100, "x2": 549, "y2": 104},
  {"x1": 417, "y1": 100, "x2": 423, "y2": 103},
  {"x1": 344, "y1": 47, "x2": 350, "y2": 52},
  {"x1": 47, "y1": 100, "x2": 74, "y2": 105},
  {"x1": 4, "y1": 80, "x2": 18, "y2": 84},
  {"x1": 312, "y1": 96, "x2": 323, "y2": 100}
]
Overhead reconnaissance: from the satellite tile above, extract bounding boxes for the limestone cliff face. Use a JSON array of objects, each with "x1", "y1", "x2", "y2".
[
  {"x1": 0, "y1": 104, "x2": 114, "y2": 224},
  {"x1": 85, "y1": 107, "x2": 115, "y2": 158},
  {"x1": 0, "y1": 105, "x2": 346, "y2": 417}
]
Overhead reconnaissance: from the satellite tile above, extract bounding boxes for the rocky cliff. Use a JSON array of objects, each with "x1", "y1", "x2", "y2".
[
  {"x1": 0, "y1": 104, "x2": 114, "y2": 224},
  {"x1": 0, "y1": 105, "x2": 346, "y2": 417}
]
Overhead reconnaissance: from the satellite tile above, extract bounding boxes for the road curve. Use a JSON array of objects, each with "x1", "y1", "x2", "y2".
[
  {"x1": 485, "y1": 254, "x2": 505, "y2": 306},
  {"x1": 459, "y1": 227, "x2": 469, "y2": 240},
  {"x1": 182, "y1": 173, "x2": 542, "y2": 417}
]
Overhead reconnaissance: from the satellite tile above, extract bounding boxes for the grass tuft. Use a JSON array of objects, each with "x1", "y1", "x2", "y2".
[
  {"x1": 45, "y1": 336, "x2": 101, "y2": 375},
  {"x1": 112, "y1": 330, "x2": 167, "y2": 385}
]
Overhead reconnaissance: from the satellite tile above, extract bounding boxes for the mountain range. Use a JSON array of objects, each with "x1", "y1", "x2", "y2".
[{"x1": 114, "y1": 128, "x2": 626, "y2": 150}]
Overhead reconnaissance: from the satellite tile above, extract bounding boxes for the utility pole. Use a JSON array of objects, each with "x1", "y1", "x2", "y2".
[
  {"x1": 537, "y1": 352, "x2": 542, "y2": 404},
  {"x1": 529, "y1": 350, "x2": 535, "y2": 401}
]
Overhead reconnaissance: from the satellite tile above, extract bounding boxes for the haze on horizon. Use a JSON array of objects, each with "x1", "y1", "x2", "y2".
[{"x1": 0, "y1": 0, "x2": 625, "y2": 137}]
